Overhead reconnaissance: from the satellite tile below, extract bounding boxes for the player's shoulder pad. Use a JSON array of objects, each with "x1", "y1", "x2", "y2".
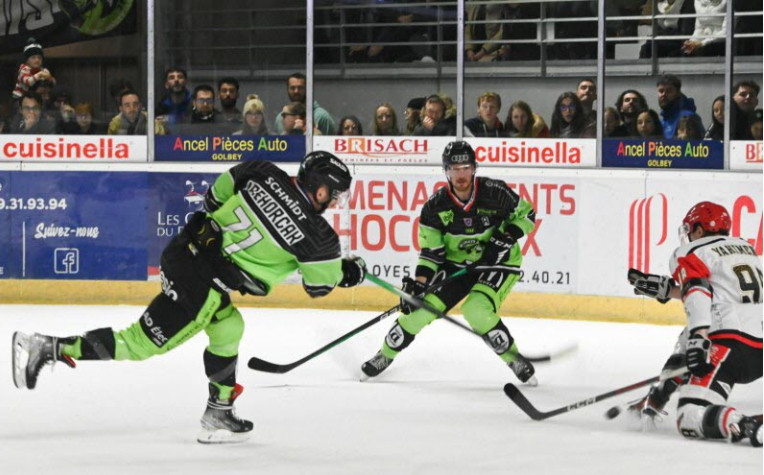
[
  {"x1": 230, "y1": 161, "x2": 288, "y2": 192},
  {"x1": 479, "y1": 176, "x2": 518, "y2": 204}
]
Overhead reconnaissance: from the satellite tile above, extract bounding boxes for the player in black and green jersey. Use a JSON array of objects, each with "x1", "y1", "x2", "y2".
[
  {"x1": 361, "y1": 141, "x2": 538, "y2": 385},
  {"x1": 11, "y1": 151, "x2": 367, "y2": 444}
]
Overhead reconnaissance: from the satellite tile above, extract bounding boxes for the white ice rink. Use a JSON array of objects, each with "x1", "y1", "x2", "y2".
[{"x1": 1, "y1": 304, "x2": 762, "y2": 474}]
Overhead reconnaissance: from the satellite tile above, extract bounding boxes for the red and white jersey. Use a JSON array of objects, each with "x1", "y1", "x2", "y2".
[{"x1": 669, "y1": 235, "x2": 762, "y2": 340}]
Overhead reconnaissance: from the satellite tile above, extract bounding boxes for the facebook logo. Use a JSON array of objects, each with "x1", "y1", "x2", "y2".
[{"x1": 54, "y1": 248, "x2": 79, "y2": 274}]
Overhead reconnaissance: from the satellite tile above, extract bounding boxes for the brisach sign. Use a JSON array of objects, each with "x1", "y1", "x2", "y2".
[
  {"x1": 730, "y1": 140, "x2": 763, "y2": 171},
  {"x1": 0, "y1": 135, "x2": 147, "y2": 162},
  {"x1": 313, "y1": 136, "x2": 595, "y2": 167}
]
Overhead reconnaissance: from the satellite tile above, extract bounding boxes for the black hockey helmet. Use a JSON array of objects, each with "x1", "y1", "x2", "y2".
[
  {"x1": 442, "y1": 141, "x2": 476, "y2": 171},
  {"x1": 297, "y1": 151, "x2": 352, "y2": 207}
]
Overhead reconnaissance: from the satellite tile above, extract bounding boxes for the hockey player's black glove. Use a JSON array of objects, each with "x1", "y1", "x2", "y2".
[
  {"x1": 400, "y1": 277, "x2": 427, "y2": 314},
  {"x1": 627, "y1": 268, "x2": 675, "y2": 304},
  {"x1": 185, "y1": 211, "x2": 222, "y2": 251},
  {"x1": 479, "y1": 232, "x2": 516, "y2": 267},
  {"x1": 686, "y1": 333, "x2": 714, "y2": 377},
  {"x1": 338, "y1": 256, "x2": 366, "y2": 288}
]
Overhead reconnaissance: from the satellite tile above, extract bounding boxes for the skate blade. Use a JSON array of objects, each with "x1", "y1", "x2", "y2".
[
  {"x1": 197, "y1": 428, "x2": 251, "y2": 444},
  {"x1": 524, "y1": 375, "x2": 538, "y2": 387},
  {"x1": 11, "y1": 332, "x2": 29, "y2": 389}
]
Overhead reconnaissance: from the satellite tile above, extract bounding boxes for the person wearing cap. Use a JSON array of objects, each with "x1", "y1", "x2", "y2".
[
  {"x1": 403, "y1": 97, "x2": 425, "y2": 135},
  {"x1": 233, "y1": 94, "x2": 269, "y2": 135},
  {"x1": 12, "y1": 38, "x2": 55, "y2": 103}
]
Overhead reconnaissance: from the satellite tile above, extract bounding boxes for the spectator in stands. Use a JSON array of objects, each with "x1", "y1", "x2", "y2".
[
  {"x1": 615, "y1": 89, "x2": 648, "y2": 135},
  {"x1": 281, "y1": 102, "x2": 321, "y2": 136},
  {"x1": 171, "y1": 85, "x2": 235, "y2": 135},
  {"x1": 604, "y1": 107, "x2": 628, "y2": 138},
  {"x1": 676, "y1": 115, "x2": 705, "y2": 140},
  {"x1": 704, "y1": 95, "x2": 725, "y2": 141},
  {"x1": 548, "y1": 2, "x2": 597, "y2": 59},
  {"x1": 9, "y1": 91, "x2": 55, "y2": 134},
  {"x1": 751, "y1": 109, "x2": 763, "y2": 140},
  {"x1": 681, "y1": 0, "x2": 726, "y2": 57},
  {"x1": 109, "y1": 90, "x2": 165, "y2": 135},
  {"x1": 635, "y1": 109, "x2": 664, "y2": 139},
  {"x1": 372, "y1": 103, "x2": 400, "y2": 135},
  {"x1": 576, "y1": 78, "x2": 597, "y2": 130},
  {"x1": 465, "y1": 92, "x2": 503, "y2": 137},
  {"x1": 348, "y1": 2, "x2": 430, "y2": 63},
  {"x1": 109, "y1": 78, "x2": 135, "y2": 112},
  {"x1": 656, "y1": 74, "x2": 703, "y2": 138},
  {"x1": 505, "y1": 100, "x2": 549, "y2": 138},
  {"x1": 51, "y1": 89, "x2": 78, "y2": 134},
  {"x1": 32, "y1": 80, "x2": 55, "y2": 115},
  {"x1": 273, "y1": 73, "x2": 335, "y2": 135},
  {"x1": 413, "y1": 94, "x2": 456, "y2": 136},
  {"x1": 72, "y1": 102, "x2": 105, "y2": 135},
  {"x1": 404, "y1": 97, "x2": 425, "y2": 135},
  {"x1": 218, "y1": 77, "x2": 242, "y2": 130},
  {"x1": 156, "y1": 67, "x2": 191, "y2": 125},
  {"x1": 233, "y1": 94, "x2": 268, "y2": 136},
  {"x1": 465, "y1": 1, "x2": 506, "y2": 62},
  {"x1": 731, "y1": 80, "x2": 760, "y2": 140},
  {"x1": 550, "y1": 92, "x2": 589, "y2": 138},
  {"x1": 499, "y1": 3, "x2": 541, "y2": 61},
  {"x1": 339, "y1": 115, "x2": 363, "y2": 136},
  {"x1": 12, "y1": 38, "x2": 55, "y2": 104},
  {"x1": 639, "y1": 0, "x2": 696, "y2": 58}
]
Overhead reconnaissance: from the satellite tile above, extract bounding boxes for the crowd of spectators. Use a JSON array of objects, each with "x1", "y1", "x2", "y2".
[{"x1": 3, "y1": 38, "x2": 761, "y2": 143}]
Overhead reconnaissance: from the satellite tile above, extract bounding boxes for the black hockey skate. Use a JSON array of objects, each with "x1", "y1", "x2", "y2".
[
  {"x1": 361, "y1": 351, "x2": 393, "y2": 378},
  {"x1": 198, "y1": 383, "x2": 253, "y2": 444},
  {"x1": 12, "y1": 332, "x2": 76, "y2": 389},
  {"x1": 626, "y1": 378, "x2": 680, "y2": 425},
  {"x1": 508, "y1": 353, "x2": 537, "y2": 386},
  {"x1": 730, "y1": 416, "x2": 763, "y2": 447}
]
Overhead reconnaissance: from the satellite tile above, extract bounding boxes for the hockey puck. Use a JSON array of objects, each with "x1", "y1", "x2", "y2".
[{"x1": 605, "y1": 406, "x2": 621, "y2": 420}]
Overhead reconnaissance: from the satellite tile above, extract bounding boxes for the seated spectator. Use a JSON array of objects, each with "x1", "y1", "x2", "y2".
[
  {"x1": 576, "y1": 78, "x2": 597, "y2": 132},
  {"x1": 731, "y1": 80, "x2": 760, "y2": 140},
  {"x1": 51, "y1": 88, "x2": 78, "y2": 134},
  {"x1": 170, "y1": 85, "x2": 233, "y2": 135},
  {"x1": 704, "y1": 95, "x2": 725, "y2": 141},
  {"x1": 403, "y1": 97, "x2": 425, "y2": 135},
  {"x1": 656, "y1": 74, "x2": 703, "y2": 138},
  {"x1": 72, "y1": 102, "x2": 105, "y2": 135},
  {"x1": 339, "y1": 115, "x2": 363, "y2": 136},
  {"x1": 465, "y1": 92, "x2": 503, "y2": 137},
  {"x1": 156, "y1": 67, "x2": 191, "y2": 125},
  {"x1": 505, "y1": 100, "x2": 549, "y2": 138},
  {"x1": 109, "y1": 78, "x2": 135, "y2": 112},
  {"x1": 751, "y1": 109, "x2": 763, "y2": 140},
  {"x1": 465, "y1": 1, "x2": 506, "y2": 62},
  {"x1": 9, "y1": 91, "x2": 55, "y2": 134},
  {"x1": 549, "y1": 92, "x2": 588, "y2": 138},
  {"x1": 604, "y1": 106, "x2": 628, "y2": 138},
  {"x1": 109, "y1": 90, "x2": 165, "y2": 135},
  {"x1": 218, "y1": 77, "x2": 242, "y2": 129},
  {"x1": 281, "y1": 102, "x2": 321, "y2": 136},
  {"x1": 413, "y1": 94, "x2": 456, "y2": 136},
  {"x1": 634, "y1": 109, "x2": 664, "y2": 139},
  {"x1": 32, "y1": 80, "x2": 55, "y2": 116},
  {"x1": 233, "y1": 94, "x2": 268, "y2": 135},
  {"x1": 615, "y1": 89, "x2": 648, "y2": 136},
  {"x1": 273, "y1": 73, "x2": 336, "y2": 135},
  {"x1": 13, "y1": 38, "x2": 55, "y2": 103},
  {"x1": 373, "y1": 103, "x2": 400, "y2": 136},
  {"x1": 681, "y1": 0, "x2": 726, "y2": 57},
  {"x1": 499, "y1": 3, "x2": 541, "y2": 61},
  {"x1": 639, "y1": 0, "x2": 695, "y2": 58},
  {"x1": 676, "y1": 115, "x2": 704, "y2": 140}
]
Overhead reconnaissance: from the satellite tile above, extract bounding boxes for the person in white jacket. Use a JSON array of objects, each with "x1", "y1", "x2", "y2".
[{"x1": 681, "y1": 0, "x2": 726, "y2": 56}]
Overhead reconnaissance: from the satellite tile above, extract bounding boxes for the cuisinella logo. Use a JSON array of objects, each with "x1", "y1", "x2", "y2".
[
  {"x1": 629, "y1": 194, "x2": 668, "y2": 273},
  {"x1": 474, "y1": 141, "x2": 582, "y2": 164}
]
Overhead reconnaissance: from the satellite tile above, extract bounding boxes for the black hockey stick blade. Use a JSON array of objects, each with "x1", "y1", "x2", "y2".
[
  {"x1": 504, "y1": 367, "x2": 688, "y2": 421},
  {"x1": 524, "y1": 341, "x2": 578, "y2": 363}
]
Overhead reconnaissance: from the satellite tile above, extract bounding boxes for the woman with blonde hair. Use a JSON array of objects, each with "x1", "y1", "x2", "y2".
[
  {"x1": 234, "y1": 94, "x2": 268, "y2": 135},
  {"x1": 372, "y1": 102, "x2": 400, "y2": 136}
]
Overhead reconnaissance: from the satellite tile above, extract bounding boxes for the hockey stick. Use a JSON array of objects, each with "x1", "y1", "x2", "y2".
[
  {"x1": 503, "y1": 367, "x2": 689, "y2": 421},
  {"x1": 247, "y1": 267, "x2": 474, "y2": 374}
]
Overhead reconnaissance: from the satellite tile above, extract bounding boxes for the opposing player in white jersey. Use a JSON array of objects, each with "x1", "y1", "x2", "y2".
[{"x1": 627, "y1": 201, "x2": 762, "y2": 446}]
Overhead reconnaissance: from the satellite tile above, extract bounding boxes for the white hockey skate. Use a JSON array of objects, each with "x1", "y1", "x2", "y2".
[
  {"x1": 197, "y1": 383, "x2": 253, "y2": 444},
  {"x1": 12, "y1": 332, "x2": 75, "y2": 389}
]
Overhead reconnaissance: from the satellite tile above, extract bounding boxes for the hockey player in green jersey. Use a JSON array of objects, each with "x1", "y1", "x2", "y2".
[
  {"x1": 361, "y1": 141, "x2": 538, "y2": 385},
  {"x1": 11, "y1": 151, "x2": 367, "y2": 444}
]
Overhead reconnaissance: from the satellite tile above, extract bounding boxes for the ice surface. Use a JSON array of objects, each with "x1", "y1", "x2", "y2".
[{"x1": 1, "y1": 304, "x2": 761, "y2": 474}]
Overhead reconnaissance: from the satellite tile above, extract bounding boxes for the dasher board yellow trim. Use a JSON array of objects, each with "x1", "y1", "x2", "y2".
[{"x1": 0, "y1": 280, "x2": 685, "y2": 325}]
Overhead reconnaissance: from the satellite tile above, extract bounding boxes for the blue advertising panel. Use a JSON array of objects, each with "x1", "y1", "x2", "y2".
[
  {"x1": 0, "y1": 172, "x2": 148, "y2": 280},
  {"x1": 602, "y1": 139, "x2": 724, "y2": 169},
  {"x1": 154, "y1": 135, "x2": 305, "y2": 162},
  {"x1": 146, "y1": 172, "x2": 220, "y2": 277},
  {"x1": 0, "y1": 172, "x2": 11, "y2": 278}
]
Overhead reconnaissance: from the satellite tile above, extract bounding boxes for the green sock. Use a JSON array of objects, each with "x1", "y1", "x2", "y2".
[{"x1": 61, "y1": 338, "x2": 82, "y2": 359}]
